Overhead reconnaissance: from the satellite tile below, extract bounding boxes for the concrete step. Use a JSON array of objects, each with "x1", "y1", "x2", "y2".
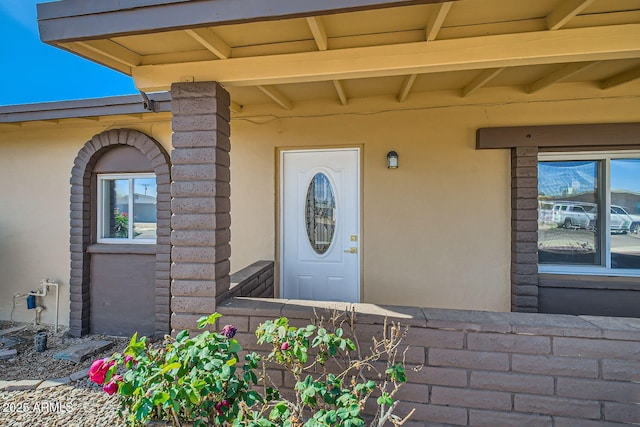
[
  {"x1": 53, "y1": 340, "x2": 114, "y2": 363},
  {"x1": 0, "y1": 348, "x2": 18, "y2": 360}
]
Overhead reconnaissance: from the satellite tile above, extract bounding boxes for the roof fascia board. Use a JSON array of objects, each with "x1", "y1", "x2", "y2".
[
  {"x1": 37, "y1": 0, "x2": 187, "y2": 18},
  {"x1": 0, "y1": 93, "x2": 171, "y2": 123},
  {"x1": 476, "y1": 123, "x2": 640, "y2": 149},
  {"x1": 38, "y1": 0, "x2": 455, "y2": 42}
]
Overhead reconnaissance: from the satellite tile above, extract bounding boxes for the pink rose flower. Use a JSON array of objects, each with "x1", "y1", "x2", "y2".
[
  {"x1": 103, "y1": 380, "x2": 118, "y2": 395},
  {"x1": 221, "y1": 325, "x2": 237, "y2": 338},
  {"x1": 215, "y1": 400, "x2": 230, "y2": 415},
  {"x1": 88, "y1": 359, "x2": 114, "y2": 385},
  {"x1": 124, "y1": 355, "x2": 136, "y2": 367},
  {"x1": 280, "y1": 342, "x2": 290, "y2": 351}
]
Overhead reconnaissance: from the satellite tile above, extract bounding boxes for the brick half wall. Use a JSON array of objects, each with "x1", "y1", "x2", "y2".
[
  {"x1": 225, "y1": 260, "x2": 274, "y2": 301},
  {"x1": 217, "y1": 298, "x2": 640, "y2": 427}
]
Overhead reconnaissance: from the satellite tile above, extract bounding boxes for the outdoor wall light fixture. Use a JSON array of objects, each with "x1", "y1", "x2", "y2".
[{"x1": 387, "y1": 150, "x2": 398, "y2": 169}]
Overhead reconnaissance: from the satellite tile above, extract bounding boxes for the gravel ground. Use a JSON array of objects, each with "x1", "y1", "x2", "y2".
[
  {"x1": 0, "y1": 322, "x2": 129, "y2": 381},
  {"x1": 2, "y1": 379, "x2": 126, "y2": 427},
  {"x1": 1, "y1": 322, "x2": 131, "y2": 427}
]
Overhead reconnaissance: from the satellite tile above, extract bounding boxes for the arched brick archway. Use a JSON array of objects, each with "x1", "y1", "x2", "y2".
[{"x1": 69, "y1": 129, "x2": 171, "y2": 337}]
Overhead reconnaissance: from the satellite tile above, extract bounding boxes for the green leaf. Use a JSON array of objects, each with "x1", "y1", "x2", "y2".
[
  {"x1": 386, "y1": 364, "x2": 407, "y2": 383},
  {"x1": 229, "y1": 339, "x2": 243, "y2": 354},
  {"x1": 160, "y1": 362, "x2": 181, "y2": 374},
  {"x1": 128, "y1": 332, "x2": 138, "y2": 348},
  {"x1": 311, "y1": 336, "x2": 322, "y2": 348},
  {"x1": 134, "y1": 398, "x2": 154, "y2": 421},
  {"x1": 269, "y1": 402, "x2": 289, "y2": 421},
  {"x1": 152, "y1": 391, "x2": 170, "y2": 405},
  {"x1": 277, "y1": 325, "x2": 286, "y2": 339},
  {"x1": 244, "y1": 390, "x2": 263, "y2": 405},
  {"x1": 294, "y1": 345, "x2": 308, "y2": 364},
  {"x1": 176, "y1": 329, "x2": 189, "y2": 342},
  {"x1": 377, "y1": 393, "x2": 393, "y2": 406},
  {"x1": 188, "y1": 388, "x2": 201, "y2": 404}
]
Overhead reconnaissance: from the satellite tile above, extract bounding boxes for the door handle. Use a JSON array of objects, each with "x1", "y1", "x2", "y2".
[{"x1": 344, "y1": 247, "x2": 357, "y2": 254}]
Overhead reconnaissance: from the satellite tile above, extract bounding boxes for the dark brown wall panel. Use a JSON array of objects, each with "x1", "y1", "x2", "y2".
[{"x1": 90, "y1": 253, "x2": 157, "y2": 336}]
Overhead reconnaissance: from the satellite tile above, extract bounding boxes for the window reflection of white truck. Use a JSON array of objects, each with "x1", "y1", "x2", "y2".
[
  {"x1": 611, "y1": 205, "x2": 640, "y2": 234},
  {"x1": 551, "y1": 202, "x2": 632, "y2": 234},
  {"x1": 552, "y1": 202, "x2": 597, "y2": 230}
]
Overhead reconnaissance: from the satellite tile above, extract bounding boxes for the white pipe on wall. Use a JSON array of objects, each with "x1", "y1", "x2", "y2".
[
  {"x1": 40, "y1": 279, "x2": 59, "y2": 334},
  {"x1": 13, "y1": 279, "x2": 60, "y2": 333}
]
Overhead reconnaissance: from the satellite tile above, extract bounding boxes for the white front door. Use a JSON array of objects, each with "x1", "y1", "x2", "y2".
[{"x1": 280, "y1": 148, "x2": 360, "y2": 302}]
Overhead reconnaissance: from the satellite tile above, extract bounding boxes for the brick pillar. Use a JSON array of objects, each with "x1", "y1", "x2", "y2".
[
  {"x1": 170, "y1": 81, "x2": 231, "y2": 332},
  {"x1": 511, "y1": 146, "x2": 539, "y2": 312}
]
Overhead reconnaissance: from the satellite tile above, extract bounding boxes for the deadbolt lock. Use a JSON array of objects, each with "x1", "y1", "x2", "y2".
[{"x1": 350, "y1": 235, "x2": 358, "y2": 241}]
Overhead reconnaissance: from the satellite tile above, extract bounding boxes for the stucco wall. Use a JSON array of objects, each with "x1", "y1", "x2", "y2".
[
  {"x1": 229, "y1": 89, "x2": 640, "y2": 312},
  {"x1": 0, "y1": 121, "x2": 171, "y2": 326}
]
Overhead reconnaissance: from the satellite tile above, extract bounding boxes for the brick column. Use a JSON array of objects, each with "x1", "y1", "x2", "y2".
[
  {"x1": 170, "y1": 82, "x2": 231, "y2": 332},
  {"x1": 511, "y1": 146, "x2": 539, "y2": 312}
]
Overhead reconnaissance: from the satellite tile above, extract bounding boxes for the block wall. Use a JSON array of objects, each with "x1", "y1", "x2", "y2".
[
  {"x1": 218, "y1": 298, "x2": 640, "y2": 427},
  {"x1": 227, "y1": 260, "x2": 274, "y2": 301}
]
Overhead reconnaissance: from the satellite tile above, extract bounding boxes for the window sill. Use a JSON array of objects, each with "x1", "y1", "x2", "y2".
[
  {"x1": 539, "y1": 266, "x2": 640, "y2": 278},
  {"x1": 87, "y1": 243, "x2": 157, "y2": 255}
]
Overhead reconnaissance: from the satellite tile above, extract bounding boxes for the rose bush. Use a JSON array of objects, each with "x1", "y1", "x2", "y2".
[
  {"x1": 90, "y1": 312, "x2": 415, "y2": 427},
  {"x1": 89, "y1": 313, "x2": 262, "y2": 427}
]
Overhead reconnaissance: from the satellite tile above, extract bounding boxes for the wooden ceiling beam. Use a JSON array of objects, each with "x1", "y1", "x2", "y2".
[
  {"x1": 230, "y1": 101, "x2": 244, "y2": 113},
  {"x1": 546, "y1": 0, "x2": 596, "y2": 30},
  {"x1": 257, "y1": 85, "x2": 294, "y2": 110},
  {"x1": 132, "y1": 24, "x2": 640, "y2": 91},
  {"x1": 425, "y1": 1, "x2": 452, "y2": 41},
  {"x1": 71, "y1": 40, "x2": 141, "y2": 69},
  {"x1": 397, "y1": 74, "x2": 417, "y2": 102},
  {"x1": 21, "y1": 120, "x2": 60, "y2": 126},
  {"x1": 120, "y1": 113, "x2": 145, "y2": 120},
  {"x1": 185, "y1": 28, "x2": 231, "y2": 59},
  {"x1": 332, "y1": 80, "x2": 348, "y2": 105},
  {"x1": 461, "y1": 68, "x2": 504, "y2": 97},
  {"x1": 306, "y1": 17, "x2": 328, "y2": 51},
  {"x1": 600, "y1": 66, "x2": 640, "y2": 89},
  {"x1": 73, "y1": 117, "x2": 101, "y2": 122},
  {"x1": 527, "y1": 61, "x2": 597, "y2": 93}
]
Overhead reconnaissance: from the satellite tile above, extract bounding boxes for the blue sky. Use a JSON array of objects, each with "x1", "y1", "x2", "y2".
[
  {"x1": 539, "y1": 160, "x2": 640, "y2": 196},
  {"x1": 0, "y1": 0, "x2": 137, "y2": 106}
]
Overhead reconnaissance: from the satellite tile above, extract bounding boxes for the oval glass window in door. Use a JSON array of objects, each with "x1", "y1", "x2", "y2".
[{"x1": 305, "y1": 173, "x2": 336, "y2": 254}]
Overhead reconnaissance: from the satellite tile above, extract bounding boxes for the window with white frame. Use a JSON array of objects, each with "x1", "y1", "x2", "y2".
[
  {"x1": 97, "y1": 174, "x2": 157, "y2": 243},
  {"x1": 537, "y1": 152, "x2": 640, "y2": 275}
]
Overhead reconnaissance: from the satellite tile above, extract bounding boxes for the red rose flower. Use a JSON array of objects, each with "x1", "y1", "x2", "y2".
[
  {"x1": 103, "y1": 380, "x2": 118, "y2": 395},
  {"x1": 88, "y1": 359, "x2": 114, "y2": 385}
]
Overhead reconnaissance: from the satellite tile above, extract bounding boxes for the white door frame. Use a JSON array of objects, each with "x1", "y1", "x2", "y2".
[{"x1": 278, "y1": 147, "x2": 362, "y2": 302}]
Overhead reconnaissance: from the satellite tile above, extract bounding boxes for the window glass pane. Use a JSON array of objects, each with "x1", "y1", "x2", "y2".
[
  {"x1": 305, "y1": 173, "x2": 336, "y2": 255},
  {"x1": 611, "y1": 159, "x2": 640, "y2": 269},
  {"x1": 132, "y1": 178, "x2": 157, "y2": 239},
  {"x1": 101, "y1": 179, "x2": 130, "y2": 239},
  {"x1": 538, "y1": 161, "x2": 600, "y2": 265}
]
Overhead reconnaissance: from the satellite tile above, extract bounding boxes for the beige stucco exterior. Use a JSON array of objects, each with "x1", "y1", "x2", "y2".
[
  {"x1": 0, "y1": 119, "x2": 171, "y2": 326},
  {"x1": 230, "y1": 83, "x2": 640, "y2": 311},
  {"x1": 1, "y1": 81, "x2": 639, "y2": 326}
]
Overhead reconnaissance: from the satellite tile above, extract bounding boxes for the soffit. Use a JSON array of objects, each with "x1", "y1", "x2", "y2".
[{"x1": 38, "y1": 0, "x2": 640, "y2": 111}]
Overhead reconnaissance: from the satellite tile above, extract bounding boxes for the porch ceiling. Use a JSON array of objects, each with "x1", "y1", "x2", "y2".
[{"x1": 38, "y1": 0, "x2": 640, "y2": 111}]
